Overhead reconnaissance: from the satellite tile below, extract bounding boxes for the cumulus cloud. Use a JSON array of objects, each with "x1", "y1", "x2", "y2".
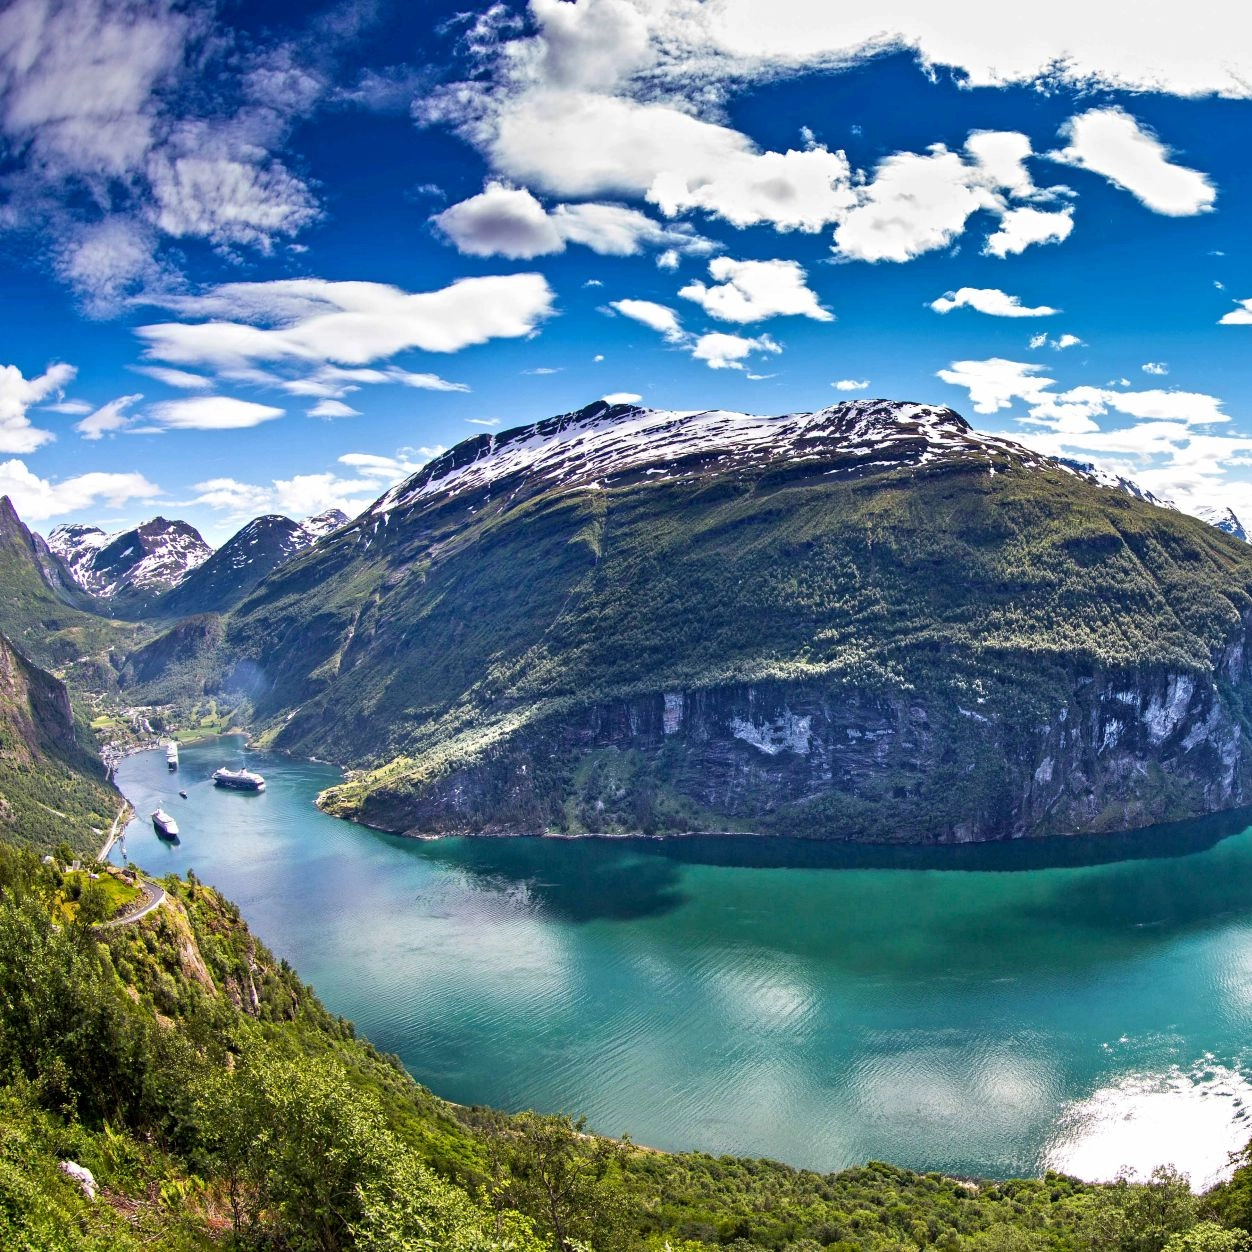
[
  {"x1": 1050, "y1": 109, "x2": 1216, "y2": 216},
  {"x1": 678, "y1": 257, "x2": 832, "y2": 324},
  {"x1": 602, "y1": 391, "x2": 642, "y2": 405},
  {"x1": 984, "y1": 206, "x2": 1074, "y2": 258},
  {"x1": 433, "y1": 181, "x2": 712, "y2": 259},
  {"x1": 149, "y1": 396, "x2": 285, "y2": 431},
  {"x1": 1142, "y1": 362, "x2": 1170, "y2": 375},
  {"x1": 191, "y1": 449, "x2": 434, "y2": 520},
  {"x1": 0, "y1": 362, "x2": 74, "y2": 452},
  {"x1": 690, "y1": 331, "x2": 781, "y2": 370},
  {"x1": 833, "y1": 133, "x2": 1052, "y2": 263},
  {"x1": 930, "y1": 288, "x2": 1059, "y2": 318},
  {"x1": 644, "y1": 1, "x2": 1252, "y2": 98},
  {"x1": 0, "y1": 459, "x2": 161, "y2": 521},
  {"x1": 137, "y1": 275, "x2": 556, "y2": 370},
  {"x1": 1219, "y1": 300, "x2": 1252, "y2": 325},
  {"x1": 75, "y1": 393, "x2": 143, "y2": 440},
  {"x1": 833, "y1": 379, "x2": 870, "y2": 391},
  {"x1": 1030, "y1": 332, "x2": 1084, "y2": 350},
  {"x1": 609, "y1": 298, "x2": 685, "y2": 341}
]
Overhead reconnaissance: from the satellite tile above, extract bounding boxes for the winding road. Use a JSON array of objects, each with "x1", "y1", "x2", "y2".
[{"x1": 97, "y1": 880, "x2": 166, "y2": 930}]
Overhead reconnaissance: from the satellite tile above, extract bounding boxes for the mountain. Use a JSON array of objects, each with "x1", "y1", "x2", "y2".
[
  {"x1": 157, "y1": 514, "x2": 314, "y2": 618},
  {"x1": 0, "y1": 497, "x2": 140, "y2": 671},
  {"x1": 47, "y1": 516, "x2": 211, "y2": 607},
  {"x1": 0, "y1": 628, "x2": 120, "y2": 854},
  {"x1": 179, "y1": 397, "x2": 1252, "y2": 845},
  {"x1": 1196, "y1": 505, "x2": 1250, "y2": 543},
  {"x1": 302, "y1": 507, "x2": 349, "y2": 539}
]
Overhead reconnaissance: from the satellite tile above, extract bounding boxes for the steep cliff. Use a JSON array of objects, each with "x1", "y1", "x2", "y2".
[
  {"x1": 0, "y1": 629, "x2": 120, "y2": 853},
  {"x1": 195, "y1": 398, "x2": 1252, "y2": 843}
]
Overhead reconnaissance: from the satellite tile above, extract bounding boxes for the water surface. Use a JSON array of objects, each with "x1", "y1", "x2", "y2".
[{"x1": 114, "y1": 738, "x2": 1252, "y2": 1185}]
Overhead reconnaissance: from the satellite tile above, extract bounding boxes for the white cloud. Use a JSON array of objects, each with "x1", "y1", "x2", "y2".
[
  {"x1": 602, "y1": 392, "x2": 642, "y2": 405},
  {"x1": 0, "y1": 458, "x2": 161, "y2": 522},
  {"x1": 433, "y1": 181, "x2": 712, "y2": 259},
  {"x1": 679, "y1": 257, "x2": 832, "y2": 324},
  {"x1": 131, "y1": 365, "x2": 212, "y2": 390},
  {"x1": 690, "y1": 331, "x2": 781, "y2": 370},
  {"x1": 1142, "y1": 362, "x2": 1169, "y2": 375},
  {"x1": 307, "y1": 399, "x2": 360, "y2": 419},
  {"x1": 149, "y1": 396, "x2": 285, "y2": 431},
  {"x1": 609, "y1": 298, "x2": 685, "y2": 341},
  {"x1": 930, "y1": 288, "x2": 1059, "y2": 318},
  {"x1": 43, "y1": 400, "x2": 92, "y2": 415},
  {"x1": 1051, "y1": 109, "x2": 1215, "y2": 216},
  {"x1": 191, "y1": 449, "x2": 435, "y2": 521},
  {"x1": 832, "y1": 133, "x2": 1049, "y2": 263},
  {"x1": 189, "y1": 477, "x2": 274, "y2": 515},
  {"x1": 646, "y1": 1, "x2": 1252, "y2": 99},
  {"x1": 0, "y1": 0, "x2": 191, "y2": 179},
  {"x1": 984, "y1": 206, "x2": 1074, "y2": 258},
  {"x1": 146, "y1": 142, "x2": 318, "y2": 251},
  {"x1": 833, "y1": 379, "x2": 870, "y2": 391},
  {"x1": 936, "y1": 358, "x2": 1058, "y2": 415},
  {"x1": 0, "y1": 361, "x2": 73, "y2": 452},
  {"x1": 137, "y1": 274, "x2": 557, "y2": 370},
  {"x1": 273, "y1": 365, "x2": 470, "y2": 399},
  {"x1": 75, "y1": 393, "x2": 143, "y2": 440},
  {"x1": 1219, "y1": 300, "x2": 1252, "y2": 326}
]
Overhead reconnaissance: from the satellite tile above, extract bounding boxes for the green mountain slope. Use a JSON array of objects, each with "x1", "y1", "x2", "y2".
[
  {"x1": 154, "y1": 400, "x2": 1252, "y2": 841},
  {"x1": 0, "y1": 497, "x2": 142, "y2": 673},
  {"x1": 5, "y1": 838, "x2": 1250, "y2": 1250},
  {"x1": 0, "y1": 630, "x2": 120, "y2": 855}
]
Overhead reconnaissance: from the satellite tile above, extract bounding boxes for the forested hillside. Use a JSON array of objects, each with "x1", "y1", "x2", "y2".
[{"x1": 3, "y1": 837, "x2": 1252, "y2": 1251}]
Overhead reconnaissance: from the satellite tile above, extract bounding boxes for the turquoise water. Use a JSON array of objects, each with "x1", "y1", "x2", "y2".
[{"x1": 114, "y1": 738, "x2": 1252, "y2": 1185}]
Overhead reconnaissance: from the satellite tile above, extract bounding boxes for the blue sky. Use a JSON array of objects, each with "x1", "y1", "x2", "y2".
[{"x1": 1, "y1": 0, "x2": 1251, "y2": 543}]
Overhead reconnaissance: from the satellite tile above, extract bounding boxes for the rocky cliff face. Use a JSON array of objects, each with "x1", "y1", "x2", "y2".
[
  {"x1": 341, "y1": 635, "x2": 1252, "y2": 843},
  {"x1": 149, "y1": 398, "x2": 1252, "y2": 845}
]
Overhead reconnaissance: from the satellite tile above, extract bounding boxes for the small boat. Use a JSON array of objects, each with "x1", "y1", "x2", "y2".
[
  {"x1": 152, "y1": 808, "x2": 180, "y2": 840},
  {"x1": 213, "y1": 767, "x2": 266, "y2": 792},
  {"x1": 166, "y1": 742, "x2": 179, "y2": 770},
  {"x1": 178, "y1": 790, "x2": 187, "y2": 799}
]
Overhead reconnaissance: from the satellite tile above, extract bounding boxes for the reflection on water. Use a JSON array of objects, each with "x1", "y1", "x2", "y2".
[{"x1": 113, "y1": 739, "x2": 1252, "y2": 1185}]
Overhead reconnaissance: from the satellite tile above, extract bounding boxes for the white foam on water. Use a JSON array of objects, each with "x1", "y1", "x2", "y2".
[{"x1": 1045, "y1": 1063, "x2": 1252, "y2": 1190}]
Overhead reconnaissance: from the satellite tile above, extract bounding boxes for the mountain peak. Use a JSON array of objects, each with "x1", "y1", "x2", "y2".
[
  {"x1": 370, "y1": 398, "x2": 1008, "y2": 522},
  {"x1": 47, "y1": 515, "x2": 211, "y2": 602}
]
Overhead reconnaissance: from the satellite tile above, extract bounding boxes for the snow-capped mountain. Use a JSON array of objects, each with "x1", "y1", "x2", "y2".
[
  {"x1": 1194, "y1": 505, "x2": 1249, "y2": 543},
  {"x1": 302, "y1": 509, "x2": 349, "y2": 540},
  {"x1": 156, "y1": 510, "x2": 349, "y2": 617},
  {"x1": 47, "y1": 517, "x2": 211, "y2": 601},
  {"x1": 369, "y1": 399, "x2": 1056, "y2": 522}
]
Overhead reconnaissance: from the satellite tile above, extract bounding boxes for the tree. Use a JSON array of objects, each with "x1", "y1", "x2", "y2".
[
  {"x1": 1164, "y1": 1222, "x2": 1252, "y2": 1252},
  {"x1": 496, "y1": 1112, "x2": 629, "y2": 1252},
  {"x1": 1079, "y1": 1167, "x2": 1199, "y2": 1252},
  {"x1": 76, "y1": 879, "x2": 111, "y2": 926}
]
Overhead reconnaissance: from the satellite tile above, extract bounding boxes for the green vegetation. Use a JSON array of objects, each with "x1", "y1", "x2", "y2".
[
  {"x1": 205, "y1": 434, "x2": 1252, "y2": 838},
  {"x1": 0, "y1": 631, "x2": 121, "y2": 858},
  {"x1": 6, "y1": 834, "x2": 1252, "y2": 1250}
]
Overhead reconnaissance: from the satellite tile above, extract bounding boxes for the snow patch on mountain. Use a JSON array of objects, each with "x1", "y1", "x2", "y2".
[
  {"x1": 1194, "y1": 505, "x2": 1249, "y2": 543},
  {"x1": 303, "y1": 509, "x2": 349, "y2": 540},
  {"x1": 47, "y1": 518, "x2": 211, "y2": 599},
  {"x1": 371, "y1": 399, "x2": 1053, "y2": 520}
]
